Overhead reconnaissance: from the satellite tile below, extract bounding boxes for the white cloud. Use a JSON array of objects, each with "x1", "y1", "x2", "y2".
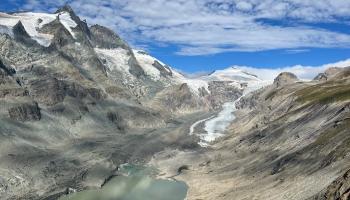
[
  {"x1": 21, "y1": 0, "x2": 350, "y2": 55},
  {"x1": 236, "y1": 59, "x2": 350, "y2": 80},
  {"x1": 236, "y1": 2, "x2": 253, "y2": 11}
]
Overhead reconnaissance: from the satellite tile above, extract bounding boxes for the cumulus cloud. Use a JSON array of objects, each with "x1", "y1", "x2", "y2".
[{"x1": 21, "y1": 0, "x2": 350, "y2": 55}]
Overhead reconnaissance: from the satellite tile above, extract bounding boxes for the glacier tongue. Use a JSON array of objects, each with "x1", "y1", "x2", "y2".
[{"x1": 198, "y1": 80, "x2": 272, "y2": 147}]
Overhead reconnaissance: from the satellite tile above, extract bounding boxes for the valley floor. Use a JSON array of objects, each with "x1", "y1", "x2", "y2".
[{"x1": 0, "y1": 111, "x2": 212, "y2": 200}]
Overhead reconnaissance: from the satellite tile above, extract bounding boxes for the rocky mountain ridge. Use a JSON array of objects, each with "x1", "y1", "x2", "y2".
[
  {"x1": 0, "y1": 6, "x2": 265, "y2": 200},
  {"x1": 0, "y1": 5, "x2": 349, "y2": 200},
  {"x1": 151, "y1": 68, "x2": 350, "y2": 200}
]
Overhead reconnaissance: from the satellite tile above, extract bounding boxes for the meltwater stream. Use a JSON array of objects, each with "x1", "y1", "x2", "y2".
[{"x1": 191, "y1": 81, "x2": 272, "y2": 147}]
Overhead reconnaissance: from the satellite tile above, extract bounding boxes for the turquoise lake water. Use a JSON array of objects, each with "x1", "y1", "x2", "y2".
[{"x1": 59, "y1": 164, "x2": 188, "y2": 200}]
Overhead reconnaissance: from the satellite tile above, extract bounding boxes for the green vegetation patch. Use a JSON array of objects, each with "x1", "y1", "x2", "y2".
[
  {"x1": 313, "y1": 118, "x2": 350, "y2": 161},
  {"x1": 296, "y1": 80, "x2": 350, "y2": 104}
]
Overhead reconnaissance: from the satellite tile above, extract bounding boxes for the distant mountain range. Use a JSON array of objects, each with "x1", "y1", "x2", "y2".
[{"x1": 0, "y1": 5, "x2": 349, "y2": 200}]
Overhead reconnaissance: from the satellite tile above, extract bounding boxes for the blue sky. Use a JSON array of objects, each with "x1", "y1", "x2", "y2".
[{"x1": 1, "y1": 0, "x2": 350, "y2": 73}]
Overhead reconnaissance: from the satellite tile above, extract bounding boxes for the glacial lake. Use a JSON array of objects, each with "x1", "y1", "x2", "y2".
[{"x1": 59, "y1": 164, "x2": 188, "y2": 200}]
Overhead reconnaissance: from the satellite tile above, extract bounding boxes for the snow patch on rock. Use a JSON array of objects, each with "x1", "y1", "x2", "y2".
[
  {"x1": 204, "y1": 67, "x2": 261, "y2": 82},
  {"x1": 57, "y1": 12, "x2": 77, "y2": 38},
  {"x1": 0, "y1": 11, "x2": 77, "y2": 46},
  {"x1": 95, "y1": 48, "x2": 131, "y2": 73},
  {"x1": 181, "y1": 79, "x2": 210, "y2": 95},
  {"x1": 133, "y1": 50, "x2": 163, "y2": 80}
]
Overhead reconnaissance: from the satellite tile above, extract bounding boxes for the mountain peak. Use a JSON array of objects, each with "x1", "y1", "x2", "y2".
[
  {"x1": 55, "y1": 5, "x2": 75, "y2": 14},
  {"x1": 12, "y1": 20, "x2": 37, "y2": 45},
  {"x1": 55, "y1": 4, "x2": 82, "y2": 26},
  {"x1": 273, "y1": 72, "x2": 298, "y2": 87},
  {"x1": 12, "y1": 20, "x2": 29, "y2": 37},
  {"x1": 204, "y1": 66, "x2": 260, "y2": 82}
]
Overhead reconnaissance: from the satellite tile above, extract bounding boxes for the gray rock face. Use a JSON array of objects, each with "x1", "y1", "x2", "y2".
[
  {"x1": 0, "y1": 6, "x2": 248, "y2": 200},
  {"x1": 324, "y1": 67, "x2": 344, "y2": 77},
  {"x1": 12, "y1": 21, "x2": 37, "y2": 46},
  {"x1": 8, "y1": 102, "x2": 41, "y2": 121},
  {"x1": 208, "y1": 81, "x2": 242, "y2": 109},
  {"x1": 107, "y1": 112, "x2": 126, "y2": 131},
  {"x1": 0, "y1": 88, "x2": 28, "y2": 98},
  {"x1": 311, "y1": 169, "x2": 350, "y2": 200},
  {"x1": 28, "y1": 78, "x2": 105, "y2": 105},
  {"x1": 273, "y1": 72, "x2": 298, "y2": 87},
  {"x1": 314, "y1": 67, "x2": 350, "y2": 81},
  {"x1": 152, "y1": 60, "x2": 172, "y2": 77},
  {"x1": 0, "y1": 59, "x2": 15, "y2": 76},
  {"x1": 314, "y1": 73, "x2": 328, "y2": 81},
  {"x1": 149, "y1": 83, "x2": 211, "y2": 115},
  {"x1": 313, "y1": 67, "x2": 342, "y2": 81},
  {"x1": 0, "y1": 60, "x2": 16, "y2": 85},
  {"x1": 55, "y1": 5, "x2": 91, "y2": 38},
  {"x1": 90, "y1": 24, "x2": 129, "y2": 49}
]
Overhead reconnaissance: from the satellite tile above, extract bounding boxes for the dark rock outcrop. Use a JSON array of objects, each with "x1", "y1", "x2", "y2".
[
  {"x1": 8, "y1": 102, "x2": 41, "y2": 122},
  {"x1": 55, "y1": 5, "x2": 91, "y2": 39},
  {"x1": 0, "y1": 59, "x2": 16, "y2": 85},
  {"x1": 107, "y1": 112, "x2": 126, "y2": 131},
  {"x1": 29, "y1": 78, "x2": 105, "y2": 105},
  {"x1": 312, "y1": 168, "x2": 350, "y2": 200},
  {"x1": 41, "y1": 18, "x2": 75, "y2": 49},
  {"x1": 0, "y1": 88, "x2": 29, "y2": 98},
  {"x1": 208, "y1": 81, "x2": 242, "y2": 109},
  {"x1": 90, "y1": 24, "x2": 129, "y2": 49},
  {"x1": 0, "y1": 59, "x2": 15, "y2": 76},
  {"x1": 12, "y1": 21, "x2": 37, "y2": 46},
  {"x1": 314, "y1": 73, "x2": 328, "y2": 81},
  {"x1": 152, "y1": 60, "x2": 172, "y2": 77},
  {"x1": 313, "y1": 67, "x2": 350, "y2": 81}
]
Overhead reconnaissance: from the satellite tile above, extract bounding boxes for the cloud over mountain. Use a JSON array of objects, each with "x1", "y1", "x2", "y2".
[{"x1": 22, "y1": 0, "x2": 350, "y2": 55}]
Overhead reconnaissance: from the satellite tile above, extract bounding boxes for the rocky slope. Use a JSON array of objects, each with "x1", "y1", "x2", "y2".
[
  {"x1": 1, "y1": 5, "x2": 349, "y2": 200},
  {"x1": 0, "y1": 6, "x2": 256, "y2": 200},
  {"x1": 151, "y1": 68, "x2": 350, "y2": 200}
]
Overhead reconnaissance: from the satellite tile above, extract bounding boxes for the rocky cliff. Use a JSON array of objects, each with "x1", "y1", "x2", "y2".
[
  {"x1": 1, "y1": 5, "x2": 349, "y2": 200},
  {"x1": 0, "y1": 6, "x2": 247, "y2": 200}
]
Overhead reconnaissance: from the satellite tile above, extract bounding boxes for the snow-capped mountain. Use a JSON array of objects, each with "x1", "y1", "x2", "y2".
[
  {"x1": 0, "y1": 11, "x2": 77, "y2": 47},
  {"x1": 0, "y1": 10, "x2": 266, "y2": 98},
  {"x1": 206, "y1": 67, "x2": 260, "y2": 81},
  {"x1": 202, "y1": 66, "x2": 262, "y2": 84},
  {"x1": 0, "y1": 6, "x2": 268, "y2": 117}
]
